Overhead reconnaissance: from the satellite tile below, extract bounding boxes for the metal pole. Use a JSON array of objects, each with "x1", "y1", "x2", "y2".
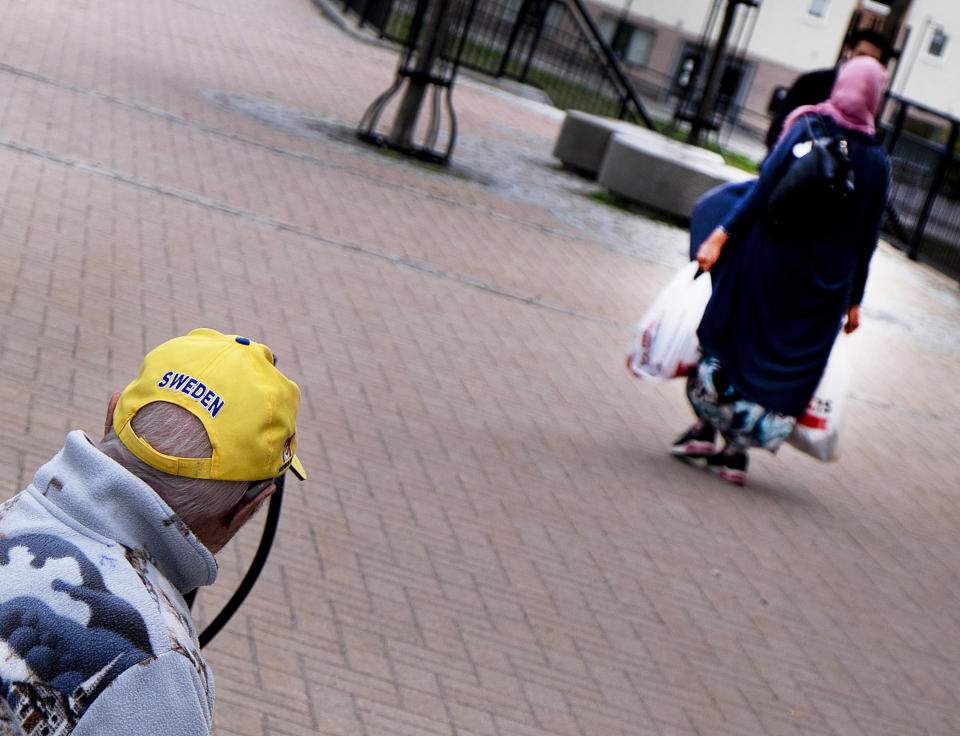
[
  {"x1": 389, "y1": 0, "x2": 454, "y2": 150},
  {"x1": 497, "y1": 0, "x2": 533, "y2": 78},
  {"x1": 565, "y1": 0, "x2": 655, "y2": 128},
  {"x1": 884, "y1": 25, "x2": 909, "y2": 98},
  {"x1": 687, "y1": 0, "x2": 745, "y2": 145},
  {"x1": 886, "y1": 98, "x2": 908, "y2": 154},
  {"x1": 520, "y1": 4, "x2": 550, "y2": 83}
]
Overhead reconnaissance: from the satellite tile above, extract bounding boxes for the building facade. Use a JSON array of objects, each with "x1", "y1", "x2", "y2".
[
  {"x1": 589, "y1": 0, "x2": 957, "y2": 136},
  {"x1": 891, "y1": 0, "x2": 958, "y2": 116}
]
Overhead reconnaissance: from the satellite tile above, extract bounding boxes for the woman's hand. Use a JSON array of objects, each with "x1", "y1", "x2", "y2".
[
  {"x1": 843, "y1": 304, "x2": 860, "y2": 333},
  {"x1": 696, "y1": 227, "x2": 729, "y2": 272}
]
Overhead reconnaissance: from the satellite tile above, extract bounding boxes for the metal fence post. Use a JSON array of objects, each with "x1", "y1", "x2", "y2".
[
  {"x1": 886, "y1": 98, "x2": 908, "y2": 154},
  {"x1": 908, "y1": 120, "x2": 959, "y2": 260},
  {"x1": 686, "y1": 0, "x2": 757, "y2": 146},
  {"x1": 520, "y1": 4, "x2": 550, "y2": 83},
  {"x1": 565, "y1": 0, "x2": 655, "y2": 128},
  {"x1": 497, "y1": 0, "x2": 533, "y2": 78}
]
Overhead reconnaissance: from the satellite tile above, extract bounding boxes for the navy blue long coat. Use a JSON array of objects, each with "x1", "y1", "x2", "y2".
[{"x1": 692, "y1": 114, "x2": 890, "y2": 417}]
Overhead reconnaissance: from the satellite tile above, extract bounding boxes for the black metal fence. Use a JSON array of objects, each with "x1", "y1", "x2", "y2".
[
  {"x1": 880, "y1": 94, "x2": 960, "y2": 280},
  {"x1": 341, "y1": 0, "x2": 653, "y2": 127}
]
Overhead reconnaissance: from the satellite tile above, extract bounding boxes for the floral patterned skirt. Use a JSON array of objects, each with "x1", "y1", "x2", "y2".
[{"x1": 686, "y1": 355, "x2": 796, "y2": 452}]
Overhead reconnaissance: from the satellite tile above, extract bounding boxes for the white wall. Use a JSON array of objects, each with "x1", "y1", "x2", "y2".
[
  {"x1": 895, "y1": 0, "x2": 960, "y2": 117},
  {"x1": 747, "y1": 0, "x2": 858, "y2": 70},
  {"x1": 614, "y1": 0, "x2": 715, "y2": 32},
  {"x1": 604, "y1": 0, "x2": 858, "y2": 70}
]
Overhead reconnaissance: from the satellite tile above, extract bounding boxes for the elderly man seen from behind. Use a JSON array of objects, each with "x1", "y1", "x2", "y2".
[{"x1": 0, "y1": 328, "x2": 305, "y2": 736}]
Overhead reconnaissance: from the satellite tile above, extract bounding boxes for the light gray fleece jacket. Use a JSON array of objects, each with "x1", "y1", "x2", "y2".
[{"x1": 0, "y1": 430, "x2": 218, "y2": 735}]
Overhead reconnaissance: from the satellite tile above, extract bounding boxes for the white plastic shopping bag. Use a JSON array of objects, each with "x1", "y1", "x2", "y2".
[
  {"x1": 626, "y1": 261, "x2": 712, "y2": 381},
  {"x1": 787, "y1": 335, "x2": 851, "y2": 462}
]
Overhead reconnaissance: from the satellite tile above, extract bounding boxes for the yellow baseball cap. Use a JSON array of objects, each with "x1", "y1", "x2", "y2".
[{"x1": 113, "y1": 328, "x2": 306, "y2": 482}]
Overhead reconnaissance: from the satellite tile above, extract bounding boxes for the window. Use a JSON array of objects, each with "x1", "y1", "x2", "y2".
[
  {"x1": 624, "y1": 27, "x2": 654, "y2": 66},
  {"x1": 928, "y1": 27, "x2": 948, "y2": 58},
  {"x1": 598, "y1": 16, "x2": 655, "y2": 67},
  {"x1": 808, "y1": 0, "x2": 829, "y2": 18}
]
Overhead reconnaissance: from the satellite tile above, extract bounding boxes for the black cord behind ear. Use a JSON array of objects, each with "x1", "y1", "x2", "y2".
[{"x1": 184, "y1": 474, "x2": 285, "y2": 647}]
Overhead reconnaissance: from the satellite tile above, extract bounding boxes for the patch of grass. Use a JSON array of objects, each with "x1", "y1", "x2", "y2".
[
  {"x1": 369, "y1": 139, "x2": 475, "y2": 179},
  {"x1": 720, "y1": 150, "x2": 760, "y2": 174},
  {"x1": 656, "y1": 123, "x2": 759, "y2": 174},
  {"x1": 588, "y1": 190, "x2": 635, "y2": 211},
  {"x1": 382, "y1": 11, "x2": 414, "y2": 42}
]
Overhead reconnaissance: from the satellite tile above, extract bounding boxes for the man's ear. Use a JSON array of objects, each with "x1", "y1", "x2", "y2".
[{"x1": 104, "y1": 392, "x2": 122, "y2": 438}]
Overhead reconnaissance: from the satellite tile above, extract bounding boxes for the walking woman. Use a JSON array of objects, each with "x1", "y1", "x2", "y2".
[{"x1": 672, "y1": 55, "x2": 891, "y2": 484}]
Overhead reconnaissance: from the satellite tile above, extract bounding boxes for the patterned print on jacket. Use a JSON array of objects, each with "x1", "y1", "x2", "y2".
[{"x1": 0, "y1": 534, "x2": 154, "y2": 735}]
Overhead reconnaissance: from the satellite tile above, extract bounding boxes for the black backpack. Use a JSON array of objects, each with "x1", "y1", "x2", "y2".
[{"x1": 766, "y1": 114, "x2": 855, "y2": 232}]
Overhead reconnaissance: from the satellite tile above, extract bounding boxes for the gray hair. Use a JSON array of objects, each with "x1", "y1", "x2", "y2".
[{"x1": 98, "y1": 401, "x2": 248, "y2": 528}]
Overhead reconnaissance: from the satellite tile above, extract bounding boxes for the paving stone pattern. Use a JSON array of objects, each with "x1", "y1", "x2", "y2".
[{"x1": 0, "y1": 0, "x2": 959, "y2": 734}]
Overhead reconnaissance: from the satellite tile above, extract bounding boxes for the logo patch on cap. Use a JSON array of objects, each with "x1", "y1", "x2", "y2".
[{"x1": 157, "y1": 371, "x2": 226, "y2": 418}]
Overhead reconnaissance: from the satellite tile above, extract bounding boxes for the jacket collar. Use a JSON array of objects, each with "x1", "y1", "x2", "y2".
[{"x1": 29, "y1": 430, "x2": 218, "y2": 592}]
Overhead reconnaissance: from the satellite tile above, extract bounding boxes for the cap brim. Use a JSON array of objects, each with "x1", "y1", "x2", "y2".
[{"x1": 289, "y1": 454, "x2": 306, "y2": 481}]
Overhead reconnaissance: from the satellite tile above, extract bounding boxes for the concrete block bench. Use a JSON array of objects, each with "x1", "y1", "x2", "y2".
[
  {"x1": 597, "y1": 131, "x2": 754, "y2": 219},
  {"x1": 552, "y1": 109, "x2": 724, "y2": 175},
  {"x1": 552, "y1": 110, "x2": 754, "y2": 219},
  {"x1": 552, "y1": 110, "x2": 648, "y2": 177}
]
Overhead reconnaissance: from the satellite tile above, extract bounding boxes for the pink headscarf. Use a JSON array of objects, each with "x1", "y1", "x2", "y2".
[{"x1": 779, "y1": 55, "x2": 889, "y2": 142}]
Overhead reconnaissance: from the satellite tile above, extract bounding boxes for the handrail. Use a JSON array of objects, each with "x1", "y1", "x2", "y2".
[{"x1": 562, "y1": 0, "x2": 655, "y2": 129}]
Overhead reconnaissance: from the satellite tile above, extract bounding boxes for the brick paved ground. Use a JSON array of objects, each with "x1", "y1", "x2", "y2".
[{"x1": 1, "y1": 0, "x2": 959, "y2": 734}]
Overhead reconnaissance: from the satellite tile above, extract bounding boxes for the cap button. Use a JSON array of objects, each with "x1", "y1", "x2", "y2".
[{"x1": 235, "y1": 337, "x2": 251, "y2": 345}]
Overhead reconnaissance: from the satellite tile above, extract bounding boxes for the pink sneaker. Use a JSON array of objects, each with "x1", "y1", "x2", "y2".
[
  {"x1": 706, "y1": 448, "x2": 748, "y2": 485},
  {"x1": 670, "y1": 422, "x2": 718, "y2": 459}
]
